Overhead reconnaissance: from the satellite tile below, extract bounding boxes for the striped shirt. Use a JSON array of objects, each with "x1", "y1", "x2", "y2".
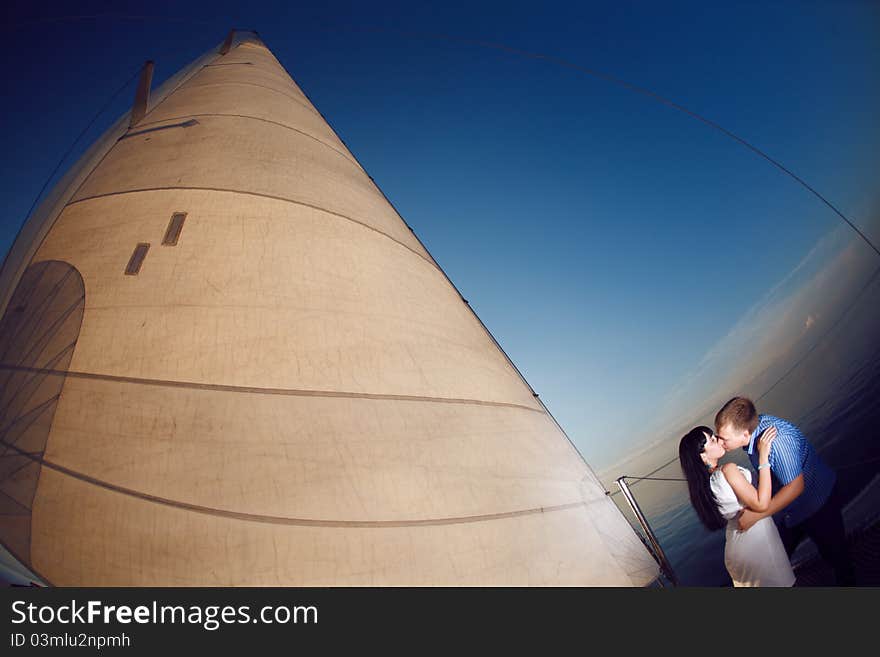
[{"x1": 745, "y1": 414, "x2": 836, "y2": 528}]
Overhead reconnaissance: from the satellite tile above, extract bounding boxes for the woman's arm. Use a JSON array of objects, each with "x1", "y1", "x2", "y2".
[
  {"x1": 738, "y1": 475, "x2": 805, "y2": 531},
  {"x1": 722, "y1": 426, "x2": 777, "y2": 512}
]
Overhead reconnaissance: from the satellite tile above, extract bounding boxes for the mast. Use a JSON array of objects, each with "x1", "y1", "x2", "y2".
[{"x1": 0, "y1": 30, "x2": 658, "y2": 585}]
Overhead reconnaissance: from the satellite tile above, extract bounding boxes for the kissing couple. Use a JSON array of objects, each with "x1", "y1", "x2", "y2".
[{"x1": 678, "y1": 397, "x2": 856, "y2": 586}]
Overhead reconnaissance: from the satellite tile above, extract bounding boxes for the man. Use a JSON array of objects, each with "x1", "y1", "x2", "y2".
[{"x1": 714, "y1": 396, "x2": 855, "y2": 585}]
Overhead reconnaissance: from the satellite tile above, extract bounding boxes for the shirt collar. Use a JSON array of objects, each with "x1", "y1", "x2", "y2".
[{"x1": 744, "y1": 417, "x2": 763, "y2": 455}]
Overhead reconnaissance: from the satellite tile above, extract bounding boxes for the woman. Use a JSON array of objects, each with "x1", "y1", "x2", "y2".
[{"x1": 678, "y1": 425, "x2": 795, "y2": 587}]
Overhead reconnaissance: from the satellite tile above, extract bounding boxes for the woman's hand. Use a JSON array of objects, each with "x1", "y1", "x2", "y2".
[
  {"x1": 757, "y1": 425, "x2": 777, "y2": 461},
  {"x1": 738, "y1": 509, "x2": 761, "y2": 531}
]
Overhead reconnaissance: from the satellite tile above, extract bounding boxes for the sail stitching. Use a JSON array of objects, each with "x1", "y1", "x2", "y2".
[
  {"x1": 130, "y1": 112, "x2": 359, "y2": 167},
  {"x1": 0, "y1": 437, "x2": 591, "y2": 528},
  {"x1": 67, "y1": 187, "x2": 436, "y2": 270},
  {"x1": 0, "y1": 364, "x2": 545, "y2": 414}
]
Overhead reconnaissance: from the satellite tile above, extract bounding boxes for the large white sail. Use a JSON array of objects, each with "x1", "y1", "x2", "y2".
[{"x1": 0, "y1": 31, "x2": 658, "y2": 586}]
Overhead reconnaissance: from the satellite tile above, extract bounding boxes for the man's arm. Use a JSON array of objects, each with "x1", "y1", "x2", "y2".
[{"x1": 738, "y1": 474, "x2": 804, "y2": 530}]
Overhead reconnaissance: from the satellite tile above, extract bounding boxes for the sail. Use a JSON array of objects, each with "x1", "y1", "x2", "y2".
[{"x1": 0, "y1": 31, "x2": 658, "y2": 586}]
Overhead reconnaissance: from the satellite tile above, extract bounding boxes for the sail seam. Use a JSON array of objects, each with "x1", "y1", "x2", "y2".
[
  {"x1": 183, "y1": 81, "x2": 321, "y2": 118},
  {"x1": 0, "y1": 364, "x2": 545, "y2": 413},
  {"x1": 66, "y1": 186, "x2": 436, "y2": 270},
  {"x1": 130, "y1": 112, "x2": 359, "y2": 168},
  {"x1": 0, "y1": 437, "x2": 586, "y2": 527}
]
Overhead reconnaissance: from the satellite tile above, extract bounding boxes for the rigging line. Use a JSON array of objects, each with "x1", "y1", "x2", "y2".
[
  {"x1": 609, "y1": 458, "x2": 686, "y2": 496},
  {"x1": 267, "y1": 28, "x2": 601, "y2": 481},
  {"x1": 618, "y1": 455, "x2": 880, "y2": 486},
  {"x1": 621, "y1": 476, "x2": 686, "y2": 483},
  {"x1": 0, "y1": 66, "x2": 143, "y2": 288},
  {"x1": 612, "y1": 264, "x2": 880, "y2": 493},
  {"x1": 8, "y1": 13, "x2": 217, "y2": 29},
  {"x1": 3, "y1": 32, "x2": 227, "y2": 278},
  {"x1": 20, "y1": 67, "x2": 141, "y2": 228},
  {"x1": 612, "y1": 436, "x2": 880, "y2": 496},
  {"x1": 343, "y1": 26, "x2": 880, "y2": 259}
]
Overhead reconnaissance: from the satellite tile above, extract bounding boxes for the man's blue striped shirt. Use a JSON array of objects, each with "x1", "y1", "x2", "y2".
[{"x1": 745, "y1": 414, "x2": 836, "y2": 528}]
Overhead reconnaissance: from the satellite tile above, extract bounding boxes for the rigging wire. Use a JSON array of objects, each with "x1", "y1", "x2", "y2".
[
  {"x1": 7, "y1": 14, "x2": 878, "y2": 494},
  {"x1": 7, "y1": 13, "x2": 217, "y2": 29},
  {"x1": 609, "y1": 441, "x2": 876, "y2": 495},
  {"x1": 610, "y1": 263, "x2": 880, "y2": 495},
  {"x1": 620, "y1": 476, "x2": 686, "y2": 483},
  {"x1": 1, "y1": 31, "x2": 218, "y2": 282},
  {"x1": 19, "y1": 66, "x2": 142, "y2": 229},
  {"x1": 0, "y1": 63, "x2": 144, "y2": 294},
  {"x1": 10, "y1": 16, "x2": 876, "y2": 255},
  {"x1": 346, "y1": 25, "x2": 880, "y2": 258},
  {"x1": 329, "y1": 25, "x2": 880, "y2": 502},
  {"x1": 619, "y1": 454, "x2": 880, "y2": 488}
]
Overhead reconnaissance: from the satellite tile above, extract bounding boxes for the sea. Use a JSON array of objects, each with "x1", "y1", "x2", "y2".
[{"x1": 616, "y1": 340, "x2": 880, "y2": 586}]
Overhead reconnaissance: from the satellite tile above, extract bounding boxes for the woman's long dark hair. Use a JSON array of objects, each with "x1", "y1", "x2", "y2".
[{"x1": 678, "y1": 426, "x2": 726, "y2": 531}]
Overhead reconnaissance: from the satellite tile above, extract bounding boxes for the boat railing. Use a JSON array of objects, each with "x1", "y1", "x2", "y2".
[
  {"x1": 615, "y1": 455, "x2": 880, "y2": 587},
  {"x1": 615, "y1": 475, "x2": 681, "y2": 586}
]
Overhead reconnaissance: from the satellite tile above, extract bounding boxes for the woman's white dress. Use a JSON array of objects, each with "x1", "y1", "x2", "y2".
[{"x1": 710, "y1": 466, "x2": 796, "y2": 587}]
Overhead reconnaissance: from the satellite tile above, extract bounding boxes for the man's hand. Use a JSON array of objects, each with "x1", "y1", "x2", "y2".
[{"x1": 738, "y1": 509, "x2": 762, "y2": 531}]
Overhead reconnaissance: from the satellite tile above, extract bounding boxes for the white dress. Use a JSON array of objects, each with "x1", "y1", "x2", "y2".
[{"x1": 710, "y1": 466, "x2": 796, "y2": 587}]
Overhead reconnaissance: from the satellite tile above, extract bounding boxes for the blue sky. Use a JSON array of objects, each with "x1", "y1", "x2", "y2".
[{"x1": 2, "y1": 0, "x2": 878, "y2": 475}]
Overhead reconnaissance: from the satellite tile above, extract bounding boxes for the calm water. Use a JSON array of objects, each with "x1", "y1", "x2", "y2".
[{"x1": 623, "y1": 337, "x2": 880, "y2": 586}]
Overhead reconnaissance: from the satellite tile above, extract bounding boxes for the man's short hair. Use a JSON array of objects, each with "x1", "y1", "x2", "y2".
[{"x1": 715, "y1": 397, "x2": 759, "y2": 434}]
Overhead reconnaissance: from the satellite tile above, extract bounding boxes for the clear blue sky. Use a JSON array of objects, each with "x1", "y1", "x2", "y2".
[{"x1": 2, "y1": 0, "x2": 878, "y2": 474}]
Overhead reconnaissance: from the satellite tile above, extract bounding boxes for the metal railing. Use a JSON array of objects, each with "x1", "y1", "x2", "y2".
[
  {"x1": 614, "y1": 454, "x2": 880, "y2": 587},
  {"x1": 616, "y1": 476, "x2": 679, "y2": 586}
]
